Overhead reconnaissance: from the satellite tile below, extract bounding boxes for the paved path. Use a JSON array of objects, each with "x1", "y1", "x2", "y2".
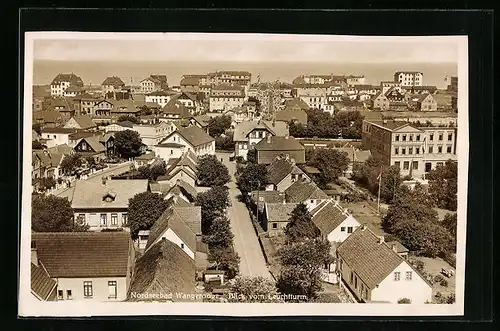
[{"x1": 221, "y1": 153, "x2": 272, "y2": 279}]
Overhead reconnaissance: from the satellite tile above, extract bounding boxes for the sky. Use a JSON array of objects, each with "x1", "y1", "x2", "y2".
[{"x1": 32, "y1": 33, "x2": 460, "y2": 63}]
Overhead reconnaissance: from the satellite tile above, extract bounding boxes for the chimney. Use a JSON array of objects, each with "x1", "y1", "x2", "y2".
[
  {"x1": 102, "y1": 176, "x2": 107, "y2": 186},
  {"x1": 290, "y1": 158, "x2": 296, "y2": 165},
  {"x1": 392, "y1": 243, "x2": 398, "y2": 253},
  {"x1": 378, "y1": 236, "x2": 385, "y2": 244},
  {"x1": 31, "y1": 240, "x2": 38, "y2": 266},
  {"x1": 266, "y1": 135, "x2": 271, "y2": 143},
  {"x1": 383, "y1": 119, "x2": 388, "y2": 124},
  {"x1": 361, "y1": 224, "x2": 367, "y2": 231}
]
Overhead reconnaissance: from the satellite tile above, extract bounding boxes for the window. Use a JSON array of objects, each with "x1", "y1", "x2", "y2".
[
  {"x1": 416, "y1": 147, "x2": 420, "y2": 154},
  {"x1": 181, "y1": 243, "x2": 185, "y2": 249},
  {"x1": 66, "y1": 290, "x2": 72, "y2": 300},
  {"x1": 395, "y1": 134, "x2": 400, "y2": 142},
  {"x1": 394, "y1": 161, "x2": 401, "y2": 168},
  {"x1": 77, "y1": 214, "x2": 86, "y2": 224},
  {"x1": 428, "y1": 146, "x2": 433, "y2": 154},
  {"x1": 447, "y1": 145, "x2": 452, "y2": 153},
  {"x1": 401, "y1": 148, "x2": 406, "y2": 155},
  {"x1": 354, "y1": 276, "x2": 358, "y2": 289},
  {"x1": 402, "y1": 135, "x2": 406, "y2": 141},
  {"x1": 412, "y1": 161, "x2": 418, "y2": 170},
  {"x1": 83, "y1": 281, "x2": 93, "y2": 298},
  {"x1": 409, "y1": 134, "x2": 413, "y2": 141},
  {"x1": 439, "y1": 133, "x2": 443, "y2": 141},
  {"x1": 405, "y1": 271, "x2": 413, "y2": 280},
  {"x1": 272, "y1": 223, "x2": 278, "y2": 229},
  {"x1": 394, "y1": 147, "x2": 399, "y2": 155},
  {"x1": 437, "y1": 162, "x2": 444, "y2": 167},
  {"x1": 403, "y1": 161, "x2": 409, "y2": 170},
  {"x1": 448, "y1": 133, "x2": 453, "y2": 141},
  {"x1": 394, "y1": 272, "x2": 401, "y2": 281},
  {"x1": 438, "y1": 146, "x2": 443, "y2": 153},
  {"x1": 170, "y1": 150, "x2": 173, "y2": 155},
  {"x1": 111, "y1": 213, "x2": 118, "y2": 226},
  {"x1": 350, "y1": 272, "x2": 354, "y2": 284},
  {"x1": 57, "y1": 290, "x2": 64, "y2": 300},
  {"x1": 408, "y1": 147, "x2": 413, "y2": 155},
  {"x1": 416, "y1": 134, "x2": 421, "y2": 141},
  {"x1": 100, "y1": 214, "x2": 107, "y2": 226},
  {"x1": 108, "y1": 281, "x2": 117, "y2": 299},
  {"x1": 347, "y1": 227, "x2": 353, "y2": 233},
  {"x1": 122, "y1": 213, "x2": 127, "y2": 225},
  {"x1": 430, "y1": 133, "x2": 434, "y2": 141},
  {"x1": 341, "y1": 227, "x2": 346, "y2": 232}
]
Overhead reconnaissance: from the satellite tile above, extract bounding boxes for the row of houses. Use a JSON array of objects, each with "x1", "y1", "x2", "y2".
[{"x1": 248, "y1": 153, "x2": 432, "y2": 303}]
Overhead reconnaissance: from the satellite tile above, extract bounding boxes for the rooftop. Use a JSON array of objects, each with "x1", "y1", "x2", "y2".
[
  {"x1": 285, "y1": 179, "x2": 328, "y2": 203},
  {"x1": 311, "y1": 200, "x2": 357, "y2": 235},
  {"x1": 265, "y1": 202, "x2": 298, "y2": 223},
  {"x1": 254, "y1": 136, "x2": 304, "y2": 152}
]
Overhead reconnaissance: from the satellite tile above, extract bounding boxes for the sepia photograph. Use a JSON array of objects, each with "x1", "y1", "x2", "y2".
[{"x1": 20, "y1": 32, "x2": 468, "y2": 317}]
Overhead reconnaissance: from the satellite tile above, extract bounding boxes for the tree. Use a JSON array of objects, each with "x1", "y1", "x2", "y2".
[
  {"x1": 379, "y1": 165, "x2": 403, "y2": 204},
  {"x1": 149, "y1": 160, "x2": 167, "y2": 180},
  {"x1": 117, "y1": 115, "x2": 140, "y2": 124},
  {"x1": 215, "y1": 133, "x2": 235, "y2": 151},
  {"x1": 137, "y1": 165, "x2": 152, "y2": 180},
  {"x1": 32, "y1": 140, "x2": 44, "y2": 150},
  {"x1": 38, "y1": 177, "x2": 56, "y2": 192},
  {"x1": 208, "y1": 246, "x2": 240, "y2": 279},
  {"x1": 32, "y1": 194, "x2": 89, "y2": 232},
  {"x1": 383, "y1": 185, "x2": 455, "y2": 257},
  {"x1": 284, "y1": 203, "x2": 320, "y2": 242},
  {"x1": 236, "y1": 163, "x2": 268, "y2": 194},
  {"x1": 197, "y1": 155, "x2": 230, "y2": 187},
  {"x1": 442, "y1": 213, "x2": 457, "y2": 238},
  {"x1": 208, "y1": 115, "x2": 232, "y2": 137},
  {"x1": 331, "y1": 110, "x2": 364, "y2": 139},
  {"x1": 127, "y1": 192, "x2": 170, "y2": 240},
  {"x1": 276, "y1": 238, "x2": 333, "y2": 300},
  {"x1": 195, "y1": 186, "x2": 230, "y2": 234},
  {"x1": 114, "y1": 129, "x2": 143, "y2": 159},
  {"x1": 289, "y1": 122, "x2": 308, "y2": 138},
  {"x1": 228, "y1": 276, "x2": 283, "y2": 303},
  {"x1": 427, "y1": 160, "x2": 457, "y2": 211},
  {"x1": 246, "y1": 148, "x2": 257, "y2": 164},
  {"x1": 204, "y1": 216, "x2": 234, "y2": 249},
  {"x1": 32, "y1": 123, "x2": 42, "y2": 135},
  {"x1": 307, "y1": 149, "x2": 350, "y2": 187},
  {"x1": 60, "y1": 154, "x2": 82, "y2": 175},
  {"x1": 398, "y1": 298, "x2": 411, "y2": 304},
  {"x1": 85, "y1": 156, "x2": 96, "y2": 168}
]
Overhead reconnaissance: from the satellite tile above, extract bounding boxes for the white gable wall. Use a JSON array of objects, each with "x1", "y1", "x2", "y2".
[
  {"x1": 150, "y1": 228, "x2": 195, "y2": 260},
  {"x1": 370, "y1": 260, "x2": 432, "y2": 304},
  {"x1": 326, "y1": 215, "x2": 361, "y2": 243}
]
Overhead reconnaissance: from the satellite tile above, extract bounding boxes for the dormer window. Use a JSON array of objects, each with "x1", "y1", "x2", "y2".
[{"x1": 102, "y1": 192, "x2": 116, "y2": 202}]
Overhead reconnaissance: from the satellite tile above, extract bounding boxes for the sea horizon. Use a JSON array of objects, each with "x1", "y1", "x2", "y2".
[{"x1": 33, "y1": 59, "x2": 458, "y2": 89}]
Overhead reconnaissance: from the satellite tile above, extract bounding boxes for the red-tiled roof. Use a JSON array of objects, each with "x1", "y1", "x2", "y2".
[
  {"x1": 31, "y1": 262, "x2": 57, "y2": 300},
  {"x1": 32, "y1": 232, "x2": 133, "y2": 278},
  {"x1": 101, "y1": 76, "x2": 125, "y2": 87}
]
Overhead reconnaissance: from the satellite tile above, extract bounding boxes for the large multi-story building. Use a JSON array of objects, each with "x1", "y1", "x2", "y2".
[
  {"x1": 209, "y1": 84, "x2": 246, "y2": 112},
  {"x1": 140, "y1": 75, "x2": 169, "y2": 93},
  {"x1": 361, "y1": 119, "x2": 457, "y2": 178},
  {"x1": 50, "y1": 73, "x2": 84, "y2": 97},
  {"x1": 101, "y1": 76, "x2": 125, "y2": 94},
  {"x1": 393, "y1": 71, "x2": 424, "y2": 87}
]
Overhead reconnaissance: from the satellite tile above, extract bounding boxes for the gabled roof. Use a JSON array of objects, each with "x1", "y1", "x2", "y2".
[
  {"x1": 172, "y1": 204, "x2": 202, "y2": 235},
  {"x1": 251, "y1": 190, "x2": 286, "y2": 204},
  {"x1": 127, "y1": 238, "x2": 195, "y2": 301},
  {"x1": 101, "y1": 76, "x2": 125, "y2": 87},
  {"x1": 311, "y1": 200, "x2": 358, "y2": 235},
  {"x1": 254, "y1": 136, "x2": 305, "y2": 151},
  {"x1": 72, "y1": 92, "x2": 97, "y2": 101},
  {"x1": 146, "y1": 206, "x2": 197, "y2": 252},
  {"x1": 68, "y1": 115, "x2": 96, "y2": 129},
  {"x1": 115, "y1": 120, "x2": 135, "y2": 128},
  {"x1": 336, "y1": 227, "x2": 406, "y2": 289},
  {"x1": 111, "y1": 99, "x2": 140, "y2": 113},
  {"x1": 292, "y1": 76, "x2": 307, "y2": 85},
  {"x1": 163, "y1": 126, "x2": 215, "y2": 148},
  {"x1": 41, "y1": 127, "x2": 76, "y2": 134},
  {"x1": 162, "y1": 100, "x2": 191, "y2": 118},
  {"x1": 33, "y1": 111, "x2": 61, "y2": 123},
  {"x1": 285, "y1": 180, "x2": 328, "y2": 203},
  {"x1": 386, "y1": 241, "x2": 409, "y2": 254},
  {"x1": 33, "y1": 150, "x2": 52, "y2": 167},
  {"x1": 266, "y1": 157, "x2": 294, "y2": 185},
  {"x1": 71, "y1": 179, "x2": 149, "y2": 209},
  {"x1": 233, "y1": 120, "x2": 289, "y2": 142},
  {"x1": 275, "y1": 109, "x2": 308, "y2": 125},
  {"x1": 46, "y1": 144, "x2": 73, "y2": 157},
  {"x1": 284, "y1": 98, "x2": 309, "y2": 110},
  {"x1": 265, "y1": 202, "x2": 298, "y2": 223},
  {"x1": 180, "y1": 76, "x2": 200, "y2": 86},
  {"x1": 77, "y1": 136, "x2": 106, "y2": 153},
  {"x1": 191, "y1": 115, "x2": 211, "y2": 127},
  {"x1": 32, "y1": 232, "x2": 132, "y2": 278},
  {"x1": 165, "y1": 153, "x2": 198, "y2": 176},
  {"x1": 171, "y1": 179, "x2": 198, "y2": 202},
  {"x1": 31, "y1": 262, "x2": 57, "y2": 300}
]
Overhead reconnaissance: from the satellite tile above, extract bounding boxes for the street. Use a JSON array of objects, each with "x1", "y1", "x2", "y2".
[{"x1": 219, "y1": 152, "x2": 273, "y2": 279}]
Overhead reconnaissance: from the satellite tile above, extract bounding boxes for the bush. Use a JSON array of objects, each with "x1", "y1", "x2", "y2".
[
  {"x1": 434, "y1": 274, "x2": 445, "y2": 284},
  {"x1": 440, "y1": 279, "x2": 448, "y2": 287},
  {"x1": 412, "y1": 259, "x2": 426, "y2": 273},
  {"x1": 397, "y1": 298, "x2": 411, "y2": 304}
]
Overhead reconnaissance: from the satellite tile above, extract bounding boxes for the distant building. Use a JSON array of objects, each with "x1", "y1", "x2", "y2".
[
  {"x1": 337, "y1": 226, "x2": 432, "y2": 303},
  {"x1": 284, "y1": 179, "x2": 329, "y2": 212},
  {"x1": 209, "y1": 84, "x2": 246, "y2": 113},
  {"x1": 155, "y1": 126, "x2": 215, "y2": 162},
  {"x1": 63, "y1": 114, "x2": 97, "y2": 131},
  {"x1": 101, "y1": 76, "x2": 125, "y2": 94},
  {"x1": 361, "y1": 119, "x2": 457, "y2": 178},
  {"x1": 254, "y1": 135, "x2": 305, "y2": 165},
  {"x1": 40, "y1": 127, "x2": 76, "y2": 148},
  {"x1": 232, "y1": 120, "x2": 289, "y2": 160},
  {"x1": 145, "y1": 90, "x2": 177, "y2": 108},
  {"x1": 393, "y1": 71, "x2": 424, "y2": 87},
  {"x1": 140, "y1": 75, "x2": 169, "y2": 93},
  {"x1": 50, "y1": 73, "x2": 84, "y2": 97},
  {"x1": 263, "y1": 202, "x2": 298, "y2": 235},
  {"x1": 265, "y1": 155, "x2": 310, "y2": 192},
  {"x1": 31, "y1": 232, "x2": 135, "y2": 302},
  {"x1": 132, "y1": 121, "x2": 173, "y2": 150}
]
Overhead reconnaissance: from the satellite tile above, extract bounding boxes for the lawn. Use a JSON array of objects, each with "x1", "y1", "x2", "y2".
[
  {"x1": 411, "y1": 256, "x2": 456, "y2": 301},
  {"x1": 342, "y1": 201, "x2": 388, "y2": 237}
]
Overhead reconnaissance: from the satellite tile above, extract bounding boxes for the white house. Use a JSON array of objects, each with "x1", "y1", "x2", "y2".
[
  {"x1": 40, "y1": 127, "x2": 76, "y2": 148},
  {"x1": 50, "y1": 73, "x2": 84, "y2": 97},
  {"x1": 144, "y1": 206, "x2": 197, "y2": 260},
  {"x1": 31, "y1": 232, "x2": 135, "y2": 302},
  {"x1": 265, "y1": 155, "x2": 310, "y2": 192},
  {"x1": 336, "y1": 226, "x2": 433, "y2": 303},
  {"x1": 132, "y1": 121, "x2": 172, "y2": 150},
  {"x1": 310, "y1": 199, "x2": 361, "y2": 243},
  {"x1": 154, "y1": 126, "x2": 215, "y2": 163},
  {"x1": 233, "y1": 120, "x2": 289, "y2": 160},
  {"x1": 145, "y1": 90, "x2": 177, "y2": 108}
]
